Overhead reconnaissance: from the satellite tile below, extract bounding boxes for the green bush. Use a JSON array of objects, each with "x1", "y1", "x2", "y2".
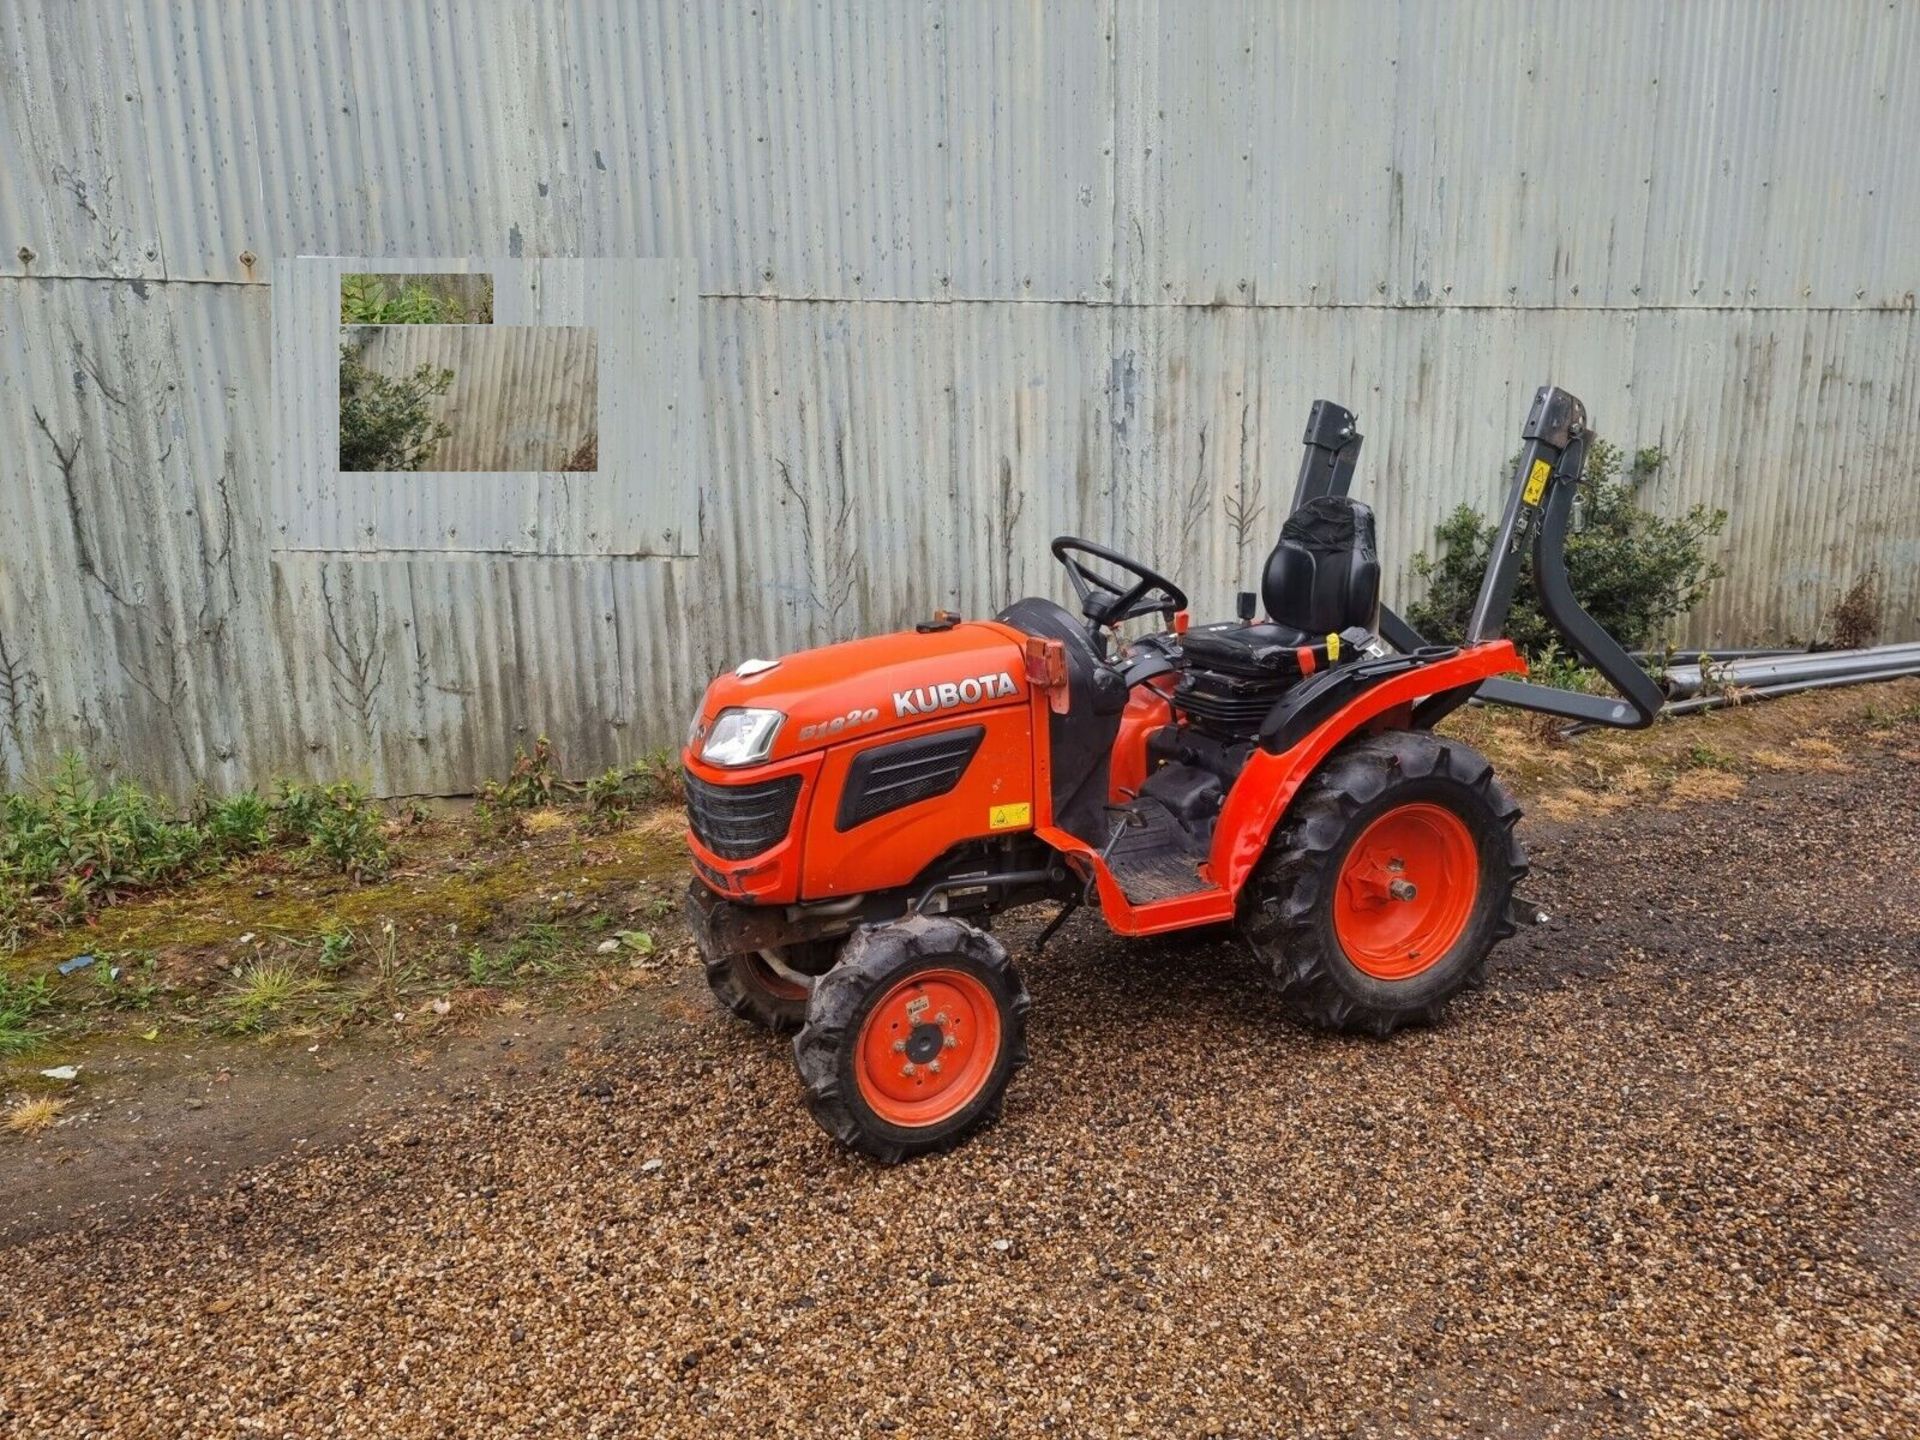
[
  {"x1": 338, "y1": 344, "x2": 454, "y2": 472},
  {"x1": 584, "y1": 750, "x2": 685, "y2": 827},
  {"x1": 0, "y1": 757, "x2": 211, "y2": 939},
  {"x1": 1406, "y1": 441, "x2": 1727, "y2": 656},
  {"x1": 196, "y1": 789, "x2": 272, "y2": 857},
  {"x1": 273, "y1": 780, "x2": 390, "y2": 880},
  {"x1": 477, "y1": 737, "x2": 559, "y2": 826}
]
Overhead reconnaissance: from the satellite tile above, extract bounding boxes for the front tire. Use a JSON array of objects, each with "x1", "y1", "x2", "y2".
[
  {"x1": 1240, "y1": 730, "x2": 1526, "y2": 1036},
  {"x1": 704, "y1": 942, "x2": 839, "y2": 1034},
  {"x1": 794, "y1": 916, "x2": 1030, "y2": 1163}
]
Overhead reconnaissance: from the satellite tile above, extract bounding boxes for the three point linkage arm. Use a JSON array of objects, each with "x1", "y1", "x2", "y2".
[{"x1": 1295, "y1": 383, "x2": 1664, "y2": 730}]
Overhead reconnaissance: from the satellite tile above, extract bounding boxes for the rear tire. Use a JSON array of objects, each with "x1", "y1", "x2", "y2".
[
  {"x1": 704, "y1": 941, "x2": 839, "y2": 1034},
  {"x1": 1240, "y1": 730, "x2": 1525, "y2": 1036},
  {"x1": 794, "y1": 916, "x2": 1030, "y2": 1163}
]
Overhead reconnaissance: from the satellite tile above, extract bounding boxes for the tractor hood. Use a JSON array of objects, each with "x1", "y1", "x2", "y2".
[{"x1": 689, "y1": 621, "x2": 1030, "y2": 766}]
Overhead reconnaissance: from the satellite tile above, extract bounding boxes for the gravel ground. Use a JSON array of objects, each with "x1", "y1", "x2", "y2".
[{"x1": 2, "y1": 740, "x2": 1915, "y2": 1438}]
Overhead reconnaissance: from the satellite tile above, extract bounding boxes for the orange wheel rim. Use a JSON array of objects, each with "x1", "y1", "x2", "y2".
[
  {"x1": 1333, "y1": 803, "x2": 1480, "y2": 980},
  {"x1": 854, "y1": 969, "x2": 1002, "y2": 1127},
  {"x1": 748, "y1": 952, "x2": 810, "y2": 1001}
]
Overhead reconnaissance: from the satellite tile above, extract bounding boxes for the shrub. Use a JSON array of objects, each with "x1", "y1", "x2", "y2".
[
  {"x1": 0, "y1": 757, "x2": 207, "y2": 940},
  {"x1": 584, "y1": 751, "x2": 685, "y2": 827},
  {"x1": 274, "y1": 780, "x2": 390, "y2": 880},
  {"x1": 1826, "y1": 569, "x2": 1881, "y2": 650},
  {"x1": 478, "y1": 737, "x2": 559, "y2": 829},
  {"x1": 1406, "y1": 441, "x2": 1727, "y2": 656},
  {"x1": 196, "y1": 789, "x2": 272, "y2": 857},
  {"x1": 338, "y1": 344, "x2": 454, "y2": 471}
]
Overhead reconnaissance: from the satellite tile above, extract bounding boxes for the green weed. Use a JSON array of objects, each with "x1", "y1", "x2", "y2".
[
  {"x1": 0, "y1": 972, "x2": 54, "y2": 1055},
  {"x1": 584, "y1": 749, "x2": 685, "y2": 826},
  {"x1": 220, "y1": 961, "x2": 324, "y2": 1032},
  {"x1": 478, "y1": 737, "x2": 560, "y2": 828},
  {"x1": 274, "y1": 781, "x2": 390, "y2": 880},
  {"x1": 91, "y1": 952, "x2": 163, "y2": 1012}
]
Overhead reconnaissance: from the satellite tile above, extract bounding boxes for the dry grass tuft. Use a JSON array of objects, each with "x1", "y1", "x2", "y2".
[
  {"x1": 520, "y1": 808, "x2": 572, "y2": 835},
  {"x1": 1665, "y1": 770, "x2": 1746, "y2": 805},
  {"x1": 5, "y1": 1095, "x2": 68, "y2": 1136}
]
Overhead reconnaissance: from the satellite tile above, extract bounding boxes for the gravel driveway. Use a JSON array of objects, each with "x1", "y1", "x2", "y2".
[{"x1": 2, "y1": 741, "x2": 1915, "y2": 1438}]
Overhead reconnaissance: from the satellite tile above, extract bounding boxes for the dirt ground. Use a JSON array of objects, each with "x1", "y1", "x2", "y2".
[{"x1": 0, "y1": 699, "x2": 1916, "y2": 1437}]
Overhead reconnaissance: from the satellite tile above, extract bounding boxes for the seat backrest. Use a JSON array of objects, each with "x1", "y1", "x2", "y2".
[{"x1": 1261, "y1": 497, "x2": 1381, "y2": 636}]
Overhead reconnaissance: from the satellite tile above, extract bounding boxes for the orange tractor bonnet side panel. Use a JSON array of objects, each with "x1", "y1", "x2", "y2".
[{"x1": 799, "y1": 703, "x2": 1037, "y2": 899}]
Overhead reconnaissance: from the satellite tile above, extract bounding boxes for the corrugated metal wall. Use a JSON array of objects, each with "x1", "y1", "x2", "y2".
[{"x1": 3, "y1": 0, "x2": 1916, "y2": 795}]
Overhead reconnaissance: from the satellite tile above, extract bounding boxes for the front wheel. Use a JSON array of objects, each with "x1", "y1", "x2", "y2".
[
  {"x1": 1240, "y1": 731, "x2": 1526, "y2": 1036},
  {"x1": 703, "y1": 941, "x2": 840, "y2": 1034},
  {"x1": 794, "y1": 915, "x2": 1030, "y2": 1163}
]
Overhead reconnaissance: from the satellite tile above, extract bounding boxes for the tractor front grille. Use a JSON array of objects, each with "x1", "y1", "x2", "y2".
[{"x1": 683, "y1": 771, "x2": 802, "y2": 859}]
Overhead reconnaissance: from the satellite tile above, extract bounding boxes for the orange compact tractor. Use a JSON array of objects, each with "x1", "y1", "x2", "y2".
[{"x1": 683, "y1": 385, "x2": 1663, "y2": 1161}]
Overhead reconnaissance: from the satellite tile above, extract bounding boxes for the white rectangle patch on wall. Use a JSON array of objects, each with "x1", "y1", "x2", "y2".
[{"x1": 272, "y1": 256, "x2": 696, "y2": 557}]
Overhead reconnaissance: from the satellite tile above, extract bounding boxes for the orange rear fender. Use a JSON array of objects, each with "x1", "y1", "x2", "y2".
[{"x1": 1208, "y1": 641, "x2": 1524, "y2": 895}]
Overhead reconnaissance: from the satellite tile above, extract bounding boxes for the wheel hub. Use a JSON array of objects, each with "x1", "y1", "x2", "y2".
[{"x1": 903, "y1": 1021, "x2": 947, "y2": 1065}]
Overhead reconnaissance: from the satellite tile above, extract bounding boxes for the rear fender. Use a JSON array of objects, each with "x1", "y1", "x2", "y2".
[{"x1": 1208, "y1": 641, "x2": 1523, "y2": 894}]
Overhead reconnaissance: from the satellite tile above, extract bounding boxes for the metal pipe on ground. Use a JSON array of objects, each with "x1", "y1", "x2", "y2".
[
  {"x1": 1659, "y1": 665, "x2": 1920, "y2": 717},
  {"x1": 1633, "y1": 647, "x2": 1801, "y2": 667},
  {"x1": 1660, "y1": 644, "x2": 1920, "y2": 699}
]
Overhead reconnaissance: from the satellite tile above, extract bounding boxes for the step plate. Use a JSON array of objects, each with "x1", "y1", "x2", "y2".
[{"x1": 1104, "y1": 798, "x2": 1211, "y2": 904}]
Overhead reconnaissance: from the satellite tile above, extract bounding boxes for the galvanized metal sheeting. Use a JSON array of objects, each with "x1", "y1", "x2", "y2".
[{"x1": 2, "y1": 1, "x2": 1917, "y2": 795}]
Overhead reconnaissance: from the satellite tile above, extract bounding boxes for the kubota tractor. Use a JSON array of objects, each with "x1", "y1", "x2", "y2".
[{"x1": 683, "y1": 384, "x2": 1663, "y2": 1161}]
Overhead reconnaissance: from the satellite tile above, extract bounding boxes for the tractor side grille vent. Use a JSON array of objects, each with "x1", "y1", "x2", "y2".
[
  {"x1": 684, "y1": 772, "x2": 802, "y2": 859},
  {"x1": 835, "y1": 726, "x2": 986, "y2": 832}
]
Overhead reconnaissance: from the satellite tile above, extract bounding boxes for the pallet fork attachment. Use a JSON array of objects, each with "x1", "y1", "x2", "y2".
[{"x1": 1301, "y1": 384, "x2": 1662, "y2": 730}]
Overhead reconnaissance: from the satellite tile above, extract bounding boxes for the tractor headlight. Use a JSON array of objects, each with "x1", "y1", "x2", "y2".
[{"x1": 700, "y1": 707, "x2": 784, "y2": 767}]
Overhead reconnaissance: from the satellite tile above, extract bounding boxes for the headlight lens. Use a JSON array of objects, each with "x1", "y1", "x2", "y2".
[{"x1": 699, "y1": 707, "x2": 784, "y2": 767}]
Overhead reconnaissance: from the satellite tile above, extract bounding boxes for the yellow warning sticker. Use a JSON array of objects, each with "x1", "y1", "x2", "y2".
[
  {"x1": 989, "y1": 802, "x2": 1032, "y2": 830},
  {"x1": 1522, "y1": 458, "x2": 1552, "y2": 505}
]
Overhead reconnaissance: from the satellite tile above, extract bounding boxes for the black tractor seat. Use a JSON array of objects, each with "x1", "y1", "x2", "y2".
[{"x1": 1169, "y1": 496, "x2": 1383, "y2": 738}]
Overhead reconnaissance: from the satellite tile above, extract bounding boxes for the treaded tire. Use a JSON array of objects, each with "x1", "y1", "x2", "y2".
[
  {"x1": 1240, "y1": 730, "x2": 1526, "y2": 1037},
  {"x1": 703, "y1": 942, "x2": 839, "y2": 1035},
  {"x1": 794, "y1": 915, "x2": 1030, "y2": 1163}
]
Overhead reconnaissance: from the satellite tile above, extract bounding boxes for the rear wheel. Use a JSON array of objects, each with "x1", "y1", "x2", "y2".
[
  {"x1": 1240, "y1": 730, "x2": 1525, "y2": 1036},
  {"x1": 704, "y1": 941, "x2": 839, "y2": 1034},
  {"x1": 794, "y1": 915, "x2": 1030, "y2": 1163}
]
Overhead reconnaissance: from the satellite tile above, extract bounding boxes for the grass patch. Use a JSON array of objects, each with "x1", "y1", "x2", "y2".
[
  {"x1": 219, "y1": 961, "x2": 325, "y2": 1033},
  {"x1": 0, "y1": 758, "x2": 394, "y2": 952},
  {"x1": 0, "y1": 973, "x2": 55, "y2": 1056}
]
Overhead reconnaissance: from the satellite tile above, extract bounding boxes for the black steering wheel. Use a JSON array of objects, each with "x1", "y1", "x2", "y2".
[{"x1": 1050, "y1": 536, "x2": 1189, "y2": 629}]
